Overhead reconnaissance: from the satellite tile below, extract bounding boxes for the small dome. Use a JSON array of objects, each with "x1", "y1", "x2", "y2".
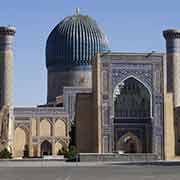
[{"x1": 46, "y1": 10, "x2": 109, "y2": 70}]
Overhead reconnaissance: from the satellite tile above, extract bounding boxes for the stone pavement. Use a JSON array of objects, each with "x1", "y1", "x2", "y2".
[
  {"x1": 1, "y1": 165, "x2": 180, "y2": 180},
  {"x1": 1, "y1": 159, "x2": 180, "y2": 167}
]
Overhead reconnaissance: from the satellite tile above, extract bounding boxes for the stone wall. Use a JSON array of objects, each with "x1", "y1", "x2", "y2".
[
  {"x1": 75, "y1": 93, "x2": 93, "y2": 153},
  {"x1": 75, "y1": 53, "x2": 102, "y2": 153}
]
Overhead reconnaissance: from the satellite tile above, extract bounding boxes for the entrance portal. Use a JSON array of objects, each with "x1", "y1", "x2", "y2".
[{"x1": 113, "y1": 77, "x2": 152, "y2": 153}]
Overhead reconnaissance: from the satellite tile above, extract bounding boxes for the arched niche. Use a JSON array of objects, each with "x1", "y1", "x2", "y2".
[
  {"x1": 14, "y1": 127, "x2": 28, "y2": 157},
  {"x1": 113, "y1": 76, "x2": 152, "y2": 153},
  {"x1": 55, "y1": 119, "x2": 66, "y2": 137},
  {"x1": 40, "y1": 119, "x2": 51, "y2": 137},
  {"x1": 113, "y1": 76, "x2": 151, "y2": 120}
]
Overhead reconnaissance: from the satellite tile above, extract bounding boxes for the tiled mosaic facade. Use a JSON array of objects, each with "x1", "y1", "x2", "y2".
[{"x1": 98, "y1": 53, "x2": 164, "y2": 158}]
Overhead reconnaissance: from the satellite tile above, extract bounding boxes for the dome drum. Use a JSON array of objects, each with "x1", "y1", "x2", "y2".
[{"x1": 47, "y1": 69, "x2": 92, "y2": 102}]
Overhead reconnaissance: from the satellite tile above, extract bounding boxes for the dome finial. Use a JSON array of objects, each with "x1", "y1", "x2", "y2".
[{"x1": 75, "y1": 8, "x2": 80, "y2": 15}]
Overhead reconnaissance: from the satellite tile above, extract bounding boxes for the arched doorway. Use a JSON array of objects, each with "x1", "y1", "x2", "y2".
[
  {"x1": 113, "y1": 77, "x2": 152, "y2": 153},
  {"x1": 116, "y1": 132, "x2": 142, "y2": 153},
  {"x1": 40, "y1": 140, "x2": 52, "y2": 156}
]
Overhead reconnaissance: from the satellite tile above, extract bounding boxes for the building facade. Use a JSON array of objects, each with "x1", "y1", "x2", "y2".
[
  {"x1": 76, "y1": 53, "x2": 164, "y2": 159},
  {"x1": 13, "y1": 107, "x2": 69, "y2": 157},
  {"x1": 0, "y1": 11, "x2": 180, "y2": 160}
]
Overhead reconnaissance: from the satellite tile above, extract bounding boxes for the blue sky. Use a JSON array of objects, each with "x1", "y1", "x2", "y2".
[{"x1": 0, "y1": 0, "x2": 179, "y2": 106}]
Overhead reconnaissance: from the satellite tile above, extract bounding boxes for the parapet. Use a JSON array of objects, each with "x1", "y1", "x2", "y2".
[
  {"x1": 0, "y1": 26, "x2": 16, "y2": 51},
  {"x1": 0, "y1": 26, "x2": 16, "y2": 36},
  {"x1": 163, "y1": 29, "x2": 180, "y2": 39}
]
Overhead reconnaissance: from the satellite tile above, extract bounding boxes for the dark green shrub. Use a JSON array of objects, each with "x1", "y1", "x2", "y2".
[
  {"x1": 0, "y1": 148, "x2": 12, "y2": 159},
  {"x1": 57, "y1": 146, "x2": 76, "y2": 160},
  {"x1": 66, "y1": 146, "x2": 76, "y2": 159}
]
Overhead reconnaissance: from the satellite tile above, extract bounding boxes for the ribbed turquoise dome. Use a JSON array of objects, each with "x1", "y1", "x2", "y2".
[{"x1": 46, "y1": 11, "x2": 109, "y2": 70}]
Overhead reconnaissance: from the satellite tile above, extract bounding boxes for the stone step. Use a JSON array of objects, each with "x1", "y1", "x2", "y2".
[{"x1": 78, "y1": 153, "x2": 159, "y2": 162}]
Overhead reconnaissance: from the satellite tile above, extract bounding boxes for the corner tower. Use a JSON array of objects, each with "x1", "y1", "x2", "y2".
[
  {"x1": 163, "y1": 29, "x2": 180, "y2": 156},
  {"x1": 0, "y1": 26, "x2": 16, "y2": 109}
]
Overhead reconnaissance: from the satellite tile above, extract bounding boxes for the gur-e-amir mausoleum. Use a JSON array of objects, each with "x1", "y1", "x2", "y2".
[{"x1": 0, "y1": 9, "x2": 180, "y2": 160}]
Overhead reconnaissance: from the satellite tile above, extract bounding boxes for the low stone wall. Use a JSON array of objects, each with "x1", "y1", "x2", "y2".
[{"x1": 78, "y1": 153, "x2": 159, "y2": 162}]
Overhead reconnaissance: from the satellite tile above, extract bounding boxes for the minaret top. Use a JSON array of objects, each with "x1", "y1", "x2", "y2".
[
  {"x1": 75, "y1": 8, "x2": 80, "y2": 15},
  {"x1": 163, "y1": 29, "x2": 180, "y2": 39},
  {"x1": 0, "y1": 26, "x2": 16, "y2": 36}
]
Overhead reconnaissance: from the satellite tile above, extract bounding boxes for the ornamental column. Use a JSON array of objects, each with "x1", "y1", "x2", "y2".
[
  {"x1": 0, "y1": 26, "x2": 16, "y2": 109},
  {"x1": 36, "y1": 118, "x2": 41, "y2": 156},
  {"x1": 29, "y1": 118, "x2": 33, "y2": 157},
  {"x1": 52, "y1": 118, "x2": 56, "y2": 155}
]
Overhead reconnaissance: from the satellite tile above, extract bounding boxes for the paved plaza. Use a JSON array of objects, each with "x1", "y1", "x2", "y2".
[{"x1": 1, "y1": 164, "x2": 180, "y2": 180}]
